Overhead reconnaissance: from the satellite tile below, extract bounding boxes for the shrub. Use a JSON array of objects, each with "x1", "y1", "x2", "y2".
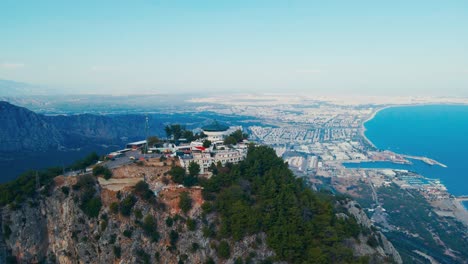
[
  {"x1": 93, "y1": 165, "x2": 112, "y2": 180},
  {"x1": 188, "y1": 161, "x2": 200, "y2": 177},
  {"x1": 234, "y1": 257, "x2": 244, "y2": 264},
  {"x1": 142, "y1": 214, "x2": 159, "y2": 242},
  {"x1": 120, "y1": 195, "x2": 136, "y2": 216},
  {"x1": 75, "y1": 175, "x2": 101, "y2": 219},
  {"x1": 179, "y1": 192, "x2": 192, "y2": 214},
  {"x1": 169, "y1": 230, "x2": 179, "y2": 247},
  {"x1": 109, "y1": 202, "x2": 119, "y2": 214},
  {"x1": 134, "y1": 209, "x2": 143, "y2": 219},
  {"x1": 202, "y1": 139, "x2": 212, "y2": 148},
  {"x1": 123, "y1": 229, "x2": 133, "y2": 238},
  {"x1": 217, "y1": 240, "x2": 231, "y2": 259},
  {"x1": 191, "y1": 242, "x2": 200, "y2": 252},
  {"x1": 113, "y1": 245, "x2": 121, "y2": 258},
  {"x1": 134, "y1": 181, "x2": 154, "y2": 201},
  {"x1": 166, "y1": 217, "x2": 174, "y2": 227},
  {"x1": 202, "y1": 225, "x2": 215, "y2": 238},
  {"x1": 61, "y1": 186, "x2": 70, "y2": 196},
  {"x1": 80, "y1": 197, "x2": 102, "y2": 218},
  {"x1": 3, "y1": 224, "x2": 12, "y2": 239},
  {"x1": 69, "y1": 152, "x2": 99, "y2": 171},
  {"x1": 109, "y1": 234, "x2": 117, "y2": 244},
  {"x1": 100, "y1": 220, "x2": 108, "y2": 232},
  {"x1": 187, "y1": 218, "x2": 196, "y2": 231},
  {"x1": 73, "y1": 174, "x2": 95, "y2": 191},
  {"x1": 169, "y1": 167, "x2": 186, "y2": 184},
  {"x1": 205, "y1": 257, "x2": 215, "y2": 264},
  {"x1": 201, "y1": 202, "x2": 213, "y2": 214},
  {"x1": 136, "y1": 249, "x2": 151, "y2": 264},
  {"x1": 367, "y1": 235, "x2": 379, "y2": 248}
]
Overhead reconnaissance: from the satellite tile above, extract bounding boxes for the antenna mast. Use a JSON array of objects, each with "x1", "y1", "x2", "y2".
[{"x1": 144, "y1": 114, "x2": 149, "y2": 154}]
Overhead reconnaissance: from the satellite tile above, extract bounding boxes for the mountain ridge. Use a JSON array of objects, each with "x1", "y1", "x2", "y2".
[{"x1": 0, "y1": 101, "x2": 149, "y2": 152}]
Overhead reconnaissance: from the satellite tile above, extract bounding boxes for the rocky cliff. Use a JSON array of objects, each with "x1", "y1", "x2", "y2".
[
  {"x1": 340, "y1": 200, "x2": 402, "y2": 264},
  {"x1": 0, "y1": 154, "x2": 402, "y2": 264},
  {"x1": 0, "y1": 159, "x2": 279, "y2": 264}
]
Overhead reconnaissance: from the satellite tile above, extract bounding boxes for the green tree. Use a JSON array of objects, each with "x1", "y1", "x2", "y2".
[
  {"x1": 187, "y1": 218, "x2": 196, "y2": 231},
  {"x1": 120, "y1": 195, "x2": 136, "y2": 216},
  {"x1": 75, "y1": 174, "x2": 102, "y2": 218},
  {"x1": 165, "y1": 125, "x2": 172, "y2": 139},
  {"x1": 170, "y1": 166, "x2": 186, "y2": 184},
  {"x1": 230, "y1": 129, "x2": 244, "y2": 142},
  {"x1": 93, "y1": 165, "x2": 112, "y2": 180},
  {"x1": 203, "y1": 140, "x2": 212, "y2": 148},
  {"x1": 200, "y1": 145, "x2": 366, "y2": 263},
  {"x1": 69, "y1": 152, "x2": 100, "y2": 171},
  {"x1": 110, "y1": 202, "x2": 119, "y2": 214},
  {"x1": 134, "y1": 181, "x2": 154, "y2": 201},
  {"x1": 142, "y1": 214, "x2": 159, "y2": 242},
  {"x1": 165, "y1": 124, "x2": 184, "y2": 140},
  {"x1": 188, "y1": 161, "x2": 200, "y2": 177},
  {"x1": 147, "y1": 136, "x2": 160, "y2": 147},
  {"x1": 217, "y1": 240, "x2": 231, "y2": 259},
  {"x1": 169, "y1": 230, "x2": 179, "y2": 246},
  {"x1": 113, "y1": 245, "x2": 121, "y2": 258},
  {"x1": 179, "y1": 191, "x2": 192, "y2": 214},
  {"x1": 182, "y1": 130, "x2": 195, "y2": 141},
  {"x1": 224, "y1": 136, "x2": 237, "y2": 145},
  {"x1": 123, "y1": 229, "x2": 133, "y2": 238},
  {"x1": 81, "y1": 197, "x2": 102, "y2": 218}
]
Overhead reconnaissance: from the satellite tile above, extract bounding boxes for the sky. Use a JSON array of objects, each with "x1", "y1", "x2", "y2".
[{"x1": 1, "y1": 0, "x2": 468, "y2": 96}]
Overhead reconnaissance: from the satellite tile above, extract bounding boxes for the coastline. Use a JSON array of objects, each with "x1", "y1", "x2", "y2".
[
  {"x1": 359, "y1": 103, "x2": 468, "y2": 161},
  {"x1": 360, "y1": 105, "x2": 393, "y2": 149},
  {"x1": 359, "y1": 103, "x2": 468, "y2": 217}
]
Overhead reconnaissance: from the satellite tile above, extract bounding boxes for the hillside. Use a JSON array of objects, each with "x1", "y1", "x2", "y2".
[
  {"x1": 0, "y1": 101, "x2": 150, "y2": 152},
  {"x1": 0, "y1": 146, "x2": 401, "y2": 263},
  {"x1": 0, "y1": 101, "x2": 63, "y2": 152}
]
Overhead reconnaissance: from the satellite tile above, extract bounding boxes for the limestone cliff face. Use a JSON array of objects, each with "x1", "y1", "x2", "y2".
[{"x1": 0, "y1": 175, "x2": 278, "y2": 264}]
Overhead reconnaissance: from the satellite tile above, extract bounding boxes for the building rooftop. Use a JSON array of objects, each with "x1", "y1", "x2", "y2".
[
  {"x1": 126, "y1": 140, "x2": 147, "y2": 145},
  {"x1": 202, "y1": 121, "x2": 229, "y2": 132}
]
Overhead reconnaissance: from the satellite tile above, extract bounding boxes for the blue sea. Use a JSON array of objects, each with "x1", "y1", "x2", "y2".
[{"x1": 347, "y1": 105, "x2": 468, "y2": 203}]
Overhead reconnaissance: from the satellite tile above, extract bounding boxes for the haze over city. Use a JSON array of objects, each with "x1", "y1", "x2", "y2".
[{"x1": 1, "y1": 0, "x2": 468, "y2": 96}]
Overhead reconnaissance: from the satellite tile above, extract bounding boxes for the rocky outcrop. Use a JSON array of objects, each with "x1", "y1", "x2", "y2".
[
  {"x1": 0, "y1": 175, "x2": 279, "y2": 264},
  {"x1": 342, "y1": 199, "x2": 403, "y2": 264}
]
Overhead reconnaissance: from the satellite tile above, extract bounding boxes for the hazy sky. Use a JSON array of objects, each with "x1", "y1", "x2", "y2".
[{"x1": 1, "y1": 0, "x2": 468, "y2": 96}]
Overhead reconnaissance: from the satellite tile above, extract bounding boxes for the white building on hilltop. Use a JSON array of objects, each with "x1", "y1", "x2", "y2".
[
  {"x1": 179, "y1": 145, "x2": 248, "y2": 175},
  {"x1": 201, "y1": 121, "x2": 230, "y2": 141}
]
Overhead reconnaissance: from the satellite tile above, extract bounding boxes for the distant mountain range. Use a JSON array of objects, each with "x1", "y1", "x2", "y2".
[
  {"x1": 0, "y1": 101, "x2": 152, "y2": 152},
  {"x1": 0, "y1": 79, "x2": 54, "y2": 96}
]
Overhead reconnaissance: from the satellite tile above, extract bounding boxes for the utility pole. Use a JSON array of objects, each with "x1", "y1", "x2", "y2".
[{"x1": 144, "y1": 114, "x2": 149, "y2": 155}]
